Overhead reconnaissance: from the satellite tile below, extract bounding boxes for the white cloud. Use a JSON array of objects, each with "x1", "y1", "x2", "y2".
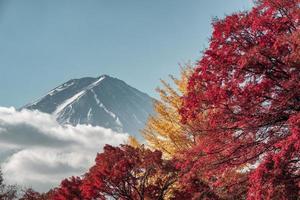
[{"x1": 0, "y1": 107, "x2": 128, "y2": 192}]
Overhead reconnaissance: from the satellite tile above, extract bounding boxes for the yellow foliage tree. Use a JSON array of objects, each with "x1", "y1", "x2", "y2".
[
  {"x1": 142, "y1": 64, "x2": 196, "y2": 157},
  {"x1": 127, "y1": 135, "x2": 141, "y2": 148}
]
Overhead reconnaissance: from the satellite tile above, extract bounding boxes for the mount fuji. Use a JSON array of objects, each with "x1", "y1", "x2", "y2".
[{"x1": 22, "y1": 75, "x2": 154, "y2": 138}]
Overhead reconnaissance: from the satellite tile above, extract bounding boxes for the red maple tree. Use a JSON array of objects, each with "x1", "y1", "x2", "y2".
[
  {"x1": 180, "y1": 0, "x2": 299, "y2": 198},
  {"x1": 51, "y1": 177, "x2": 84, "y2": 200},
  {"x1": 81, "y1": 144, "x2": 178, "y2": 200}
]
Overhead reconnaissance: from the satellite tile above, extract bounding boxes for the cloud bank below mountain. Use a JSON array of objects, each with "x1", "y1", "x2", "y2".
[{"x1": 0, "y1": 107, "x2": 128, "y2": 192}]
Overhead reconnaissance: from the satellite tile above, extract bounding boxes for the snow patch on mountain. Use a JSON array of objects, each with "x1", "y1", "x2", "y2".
[
  {"x1": 53, "y1": 90, "x2": 85, "y2": 116},
  {"x1": 48, "y1": 81, "x2": 75, "y2": 96},
  {"x1": 87, "y1": 108, "x2": 92, "y2": 120},
  {"x1": 91, "y1": 88, "x2": 116, "y2": 118}
]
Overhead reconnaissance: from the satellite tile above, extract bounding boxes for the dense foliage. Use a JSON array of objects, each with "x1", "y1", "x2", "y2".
[
  {"x1": 180, "y1": 0, "x2": 300, "y2": 199},
  {"x1": 81, "y1": 144, "x2": 178, "y2": 200},
  {"x1": 14, "y1": 0, "x2": 300, "y2": 199},
  {"x1": 142, "y1": 65, "x2": 196, "y2": 157}
]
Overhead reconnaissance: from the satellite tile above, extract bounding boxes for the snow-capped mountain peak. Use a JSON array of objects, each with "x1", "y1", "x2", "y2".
[
  {"x1": 52, "y1": 75, "x2": 106, "y2": 116},
  {"x1": 23, "y1": 75, "x2": 154, "y2": 138}
]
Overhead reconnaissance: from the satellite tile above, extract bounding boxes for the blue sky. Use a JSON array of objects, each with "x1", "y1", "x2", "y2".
[{"x1": 0, "y1": 0, "x2": 253, "y2": 107}]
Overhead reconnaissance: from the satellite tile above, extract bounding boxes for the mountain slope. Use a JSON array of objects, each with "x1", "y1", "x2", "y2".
[{"x1": 23, "y1": 75, "x2": 154, "y2": 137}]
